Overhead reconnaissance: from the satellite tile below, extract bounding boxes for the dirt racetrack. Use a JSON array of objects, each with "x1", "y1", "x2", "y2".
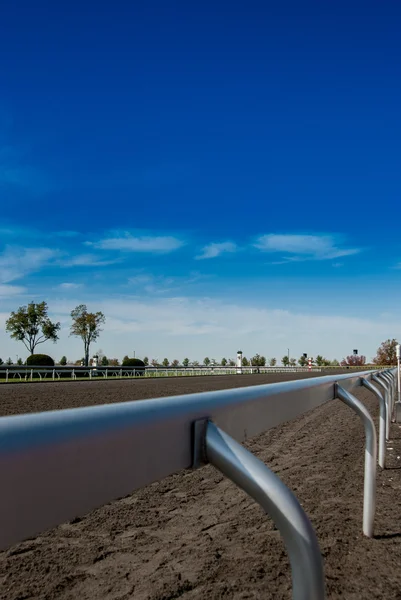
[{"x1": 1, "y1": 372, "x2": 401, "y2": 600}]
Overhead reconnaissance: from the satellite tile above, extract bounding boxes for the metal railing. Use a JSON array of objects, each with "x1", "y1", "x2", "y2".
[
  {"x1": 1, "y1": 363, "x2": 387, "y2": 383},
  {"x1": 0, "y1": 368, "x2": 397, "y2": 599}
]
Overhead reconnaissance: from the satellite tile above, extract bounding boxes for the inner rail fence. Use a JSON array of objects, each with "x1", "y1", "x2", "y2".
[
  {"x1": 0, "y1": 367, "x2": 397, "y2": 599},
  {"x1": 0, "y1": 363, "x2": 389, "y2": 382}
]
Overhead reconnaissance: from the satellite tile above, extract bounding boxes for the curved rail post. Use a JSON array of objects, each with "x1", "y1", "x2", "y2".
[
  {"x1": 361, "y1": 378, "x2": 386, "y2": 469},
  {"x1": 386, "y1": 371, "x2": 396, "y2": 416},
  {"x1": 373, "y1": 375, "x2": 390, "y2": 440},
  {"x1": 193, "y1": 419, "x2": 325, "y2": 600},
  {"x1": 336, "y1": 385, "x2": 377, "y2": 537},
  {"x1": 380, "y1": 372, "x2": 394, "y2": 422}
]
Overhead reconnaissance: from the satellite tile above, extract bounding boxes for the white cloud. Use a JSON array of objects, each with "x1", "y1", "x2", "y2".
[
  {"x1": 61, "y1": 254, "x2": 121, "y2": 267},
  {"x1": 12, "y1": 294, "x2": 394, "y2": 365},
  {"x1": 254, "y1": 234, "x2": 361, "y2": 261},
  {"x1": 59, "y1": 283, "x2": 83, "y2": 290},
  {"x1": 0, "y1": 284, "x2": 25, "y2": 296},
  {"x1": 87, "y1": 233, "x2": 185, "y2": 253},
  {"x1": 0, "y1": 246, "x2": 59, "y2": 283},
  {"x1": 196, "y1": 241, "x2": 237, "y2": 260}
]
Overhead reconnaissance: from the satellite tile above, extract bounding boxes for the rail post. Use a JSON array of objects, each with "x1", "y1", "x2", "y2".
[
  {"x1": 397, "y1": 345, "x2": 401, "y2": 422},
  {"x1": 5, "y1": 369, "x2": 8, "y2": 383},
  {"x1": 193, "y1": 419, "x2": 325, "y2": 600},
  {"x1": 361, "y1": 378, "x2": 386, "y2": 469},
  {"x1": 336, "y1": 385, "x2": 377, "y2": 537},
  {"x1": 372, "y1": 375, "x2": 390, "y2": 440},
  {"x1": 379, "y1": 372, "x2": 394, "y2": 422}
]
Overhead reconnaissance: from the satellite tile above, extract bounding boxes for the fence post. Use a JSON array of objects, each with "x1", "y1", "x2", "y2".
[
  {"x1": 30, "y1": 369, "x2": 33, "y2": 382},
  {"x1": 5, "y1": 369, "x2": 8, "y2": 383},
  {"x1": 193, "y1": 420, "x2": 325, "y2": 600},
  {"x1": 361, "y1": 378, "x2": 386, "y2": 469},
  {"x1": 336, "y1": 384, "x2": 377, "y2": 537},
  {"x1": 381, "y1": 371, "x2": 395, "y2": 421},
  {"x1": 372, "y1": 375, "x2": 390, "y2": 440}
]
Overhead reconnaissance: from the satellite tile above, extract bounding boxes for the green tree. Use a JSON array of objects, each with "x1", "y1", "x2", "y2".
[
  {"x1": 228, "y1": 358, "x2": 236, "y2": 366},
  {"x1": 109, "y1": 358, "x2": 119, "y2": 366},
  {"x1": 331, "y1": 359, "x2": 340, "y2": 366},
  {"x1": 59, "y1": 355, "x2": 67, "y2": 365},
  {"x1": 281, "y1": 355, "x2": 290, "y2": 367},
  {"x1": 203, "y1": 357, "x2": 210, "y2": 366},
  {"x1": 373, "y1": 339, "x2": 399, "y2": 366},
  {"x1": 101, "y1": 355, "x2": 109, "y2": 366},
  {"x1": 221, "y1": 357, "x2": 227, "y2": 366},
  {"x1": 182, "y1": 357, "x2": 190, "y2": 367},
  {"x1": 162, "y1": 358, "x2": 170, "y2": 367},
  {"x1": 298, "y1": 355, "x2": 308, "y2": 367},
  {"x1": 143, "y1": 356, "x2": 149, "y2": 366},
  {"x1": 6, "y1": 357, "x2": 13, "y2": 365},
  {"x1": 289, "y1": 357, "x2": 297, "y2": 367},
  {"x1": 122, "y1": 355, "x2": 129, "y2": 363},
  {"x1": 269, "y1": 357, "x2": 277, "y2": 366},
  {"x1": 251, "y1": 354, "x2": 266, "y2": 367},
  {"x1": 5, "y1": 301, "x2": 60, "y2": 355},
  {"x1": 0, "y1": 358, "x2": 3, "y2": 365},
  {"x1": 70, "y1": 305, "x2": 105, "y2": 367},
  {"x1": 242, "y1": 356, "x2": 249, "y2": 366},
  {"x1": 315, "y1": 355, "x2": 325, "y2": 367},
  {"x1": 17, "y1": 357, "x2": 23, "y2": 365},
  {"x1": 192, "y1": 360, "x2": 200, "y2": 367}
]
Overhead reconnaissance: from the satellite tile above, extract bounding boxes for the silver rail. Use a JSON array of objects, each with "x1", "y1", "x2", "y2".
[
  {"x1": 0, "y1": 368, "x2": 396, "y2": 598},
  {"x1": 361, "y1": 378, "x2": 386, "y2": 469},
  {"x1": 198, "y1": 420, "x2": 325, "y2": 600},
  {"x1": 372, "y1": 374, "x2": 391, "y2": 440},
  {"x1": 336, "y1": 385, "x2": 377, "y2": 537}
]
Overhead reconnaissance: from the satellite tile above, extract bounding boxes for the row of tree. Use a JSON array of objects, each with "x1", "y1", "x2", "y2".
[
  {"x1": 3, "y1": 301, "x2": 400, "y2": 368},
  {"x1": 5, "y1": 301, "x2": 105, "y2": 367}
]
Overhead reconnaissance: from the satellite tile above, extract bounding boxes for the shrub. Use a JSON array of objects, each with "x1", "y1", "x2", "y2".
[
  {"x1": 121, "y1": 357, "x2": 145, "y2": 368},
  {"x1": 26, "y1": 354, "x2": 55, "y2": 366}
]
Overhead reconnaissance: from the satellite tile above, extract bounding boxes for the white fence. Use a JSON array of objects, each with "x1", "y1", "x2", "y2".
[
  {"x1": 0, "y1": 368, "x2": 397, "y2": 599},
  {"x1": 3, "y1": 364, "x2": 383, "y2": 383}
]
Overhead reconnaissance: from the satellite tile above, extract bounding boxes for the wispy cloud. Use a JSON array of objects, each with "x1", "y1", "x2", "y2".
[
  {"x1": 0, "y1": 246, "x2": 59, "y2": 283},
  {"x1": 87, "y1": 232, "x2": 185, "y2": 253},
  {"x1": 254, "y1": 234, "x2": 361, "y2": 261},
  {"x1": 58, "y1": 282, "x2": 83, "y2": 290},
  {"x1": 0, "y1": 284, "x2": 25, "y2": 297},
  {"x1": 61, "y1": 254, "x2": 122, "y2": 267},
  {"x1": 196, "y1": 241, "x2": 238, "y2": 260}
]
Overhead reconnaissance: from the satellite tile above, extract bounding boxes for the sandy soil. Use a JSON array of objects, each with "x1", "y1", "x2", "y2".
[{"x1": 0, "y1": 373, "x2": 400, "y2": 600}]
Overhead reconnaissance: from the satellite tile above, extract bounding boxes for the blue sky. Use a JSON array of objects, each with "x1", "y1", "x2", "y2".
[{"x1": 1, "y1": 1, "x2": 401, "y2": 363}]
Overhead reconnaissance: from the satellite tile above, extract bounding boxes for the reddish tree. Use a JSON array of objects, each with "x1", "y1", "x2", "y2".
[
  {"x1": 341, "y1": 355, "x2": 366, "y2": 366},
  {"x1": 373, "y1": 339, "x2": 399, "y2": 366}
]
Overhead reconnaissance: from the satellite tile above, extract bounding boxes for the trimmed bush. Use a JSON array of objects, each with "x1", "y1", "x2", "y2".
[
  {"x1": 122, "y1": 357, "x2": 145, "y2": 368},
  {"x1": 26, "y1": 354, "x2": 55, "y2": 366},
  {"x1": 121, "y1": 357, "x2": 145, "y2": 375}
]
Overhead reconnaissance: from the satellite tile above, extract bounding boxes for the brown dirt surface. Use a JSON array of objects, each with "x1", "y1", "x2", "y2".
[{"x1": 1, "y1": 373, "x2": 401, "y2": 600}]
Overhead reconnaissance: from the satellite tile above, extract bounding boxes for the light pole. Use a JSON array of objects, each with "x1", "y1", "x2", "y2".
[{"x1": 287, "y1": 348, "x2": 290, "y2": 366}]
